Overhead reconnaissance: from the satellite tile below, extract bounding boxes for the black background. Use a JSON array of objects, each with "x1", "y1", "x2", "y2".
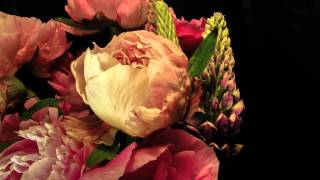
[{"x1": 1, "y1": 0, "x2": 319, "y2": 179}]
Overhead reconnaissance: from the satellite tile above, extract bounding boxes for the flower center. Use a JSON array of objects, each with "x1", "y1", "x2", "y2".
[{"x1": 111, "y1": 39, "x2": 151, "y2": 69}]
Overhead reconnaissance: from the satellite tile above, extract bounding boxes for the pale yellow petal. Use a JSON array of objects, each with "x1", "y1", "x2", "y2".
[
  {"x1": 71, "y1": 51, "x2": 88, "y2": 104},
  {"x1": 85, "y1": 64, "x2": 150, "y2": 133}
]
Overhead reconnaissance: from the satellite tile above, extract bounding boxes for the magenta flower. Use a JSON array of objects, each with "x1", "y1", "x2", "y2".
[
  {"x1": 81, "y1": 128, "x2": 219, "y2": 180},
  {"x1": 174, "y1": 14, "x2": 206, "y2": 56}
]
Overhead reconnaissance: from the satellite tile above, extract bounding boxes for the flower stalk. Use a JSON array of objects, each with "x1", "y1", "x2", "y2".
[
  {"x1": 185, "y1": 12, "x2": 245, "y2": 157},
  {"x1": 146, "y1": 0, "x2": 179, "y2": 45}
]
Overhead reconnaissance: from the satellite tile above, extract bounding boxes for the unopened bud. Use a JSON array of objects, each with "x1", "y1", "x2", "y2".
[
  {"x1": 220, "y1": 73, "x2": 229, "y2": 89},
  {"x1": 0, "y1": 76, "x2": 27, "y2": 101},
  {"x1": 216, "y1": 113, "x2": 230, "y2": 134},
  {"x1": 211, "y1": 97, "x2": 219, "y2": 111},
  {"x1": 221, "y1": 91, "x2": 233, "y2": 110},
  {"x1": 0, "y1": 84, "x2": 7, "y2": 114},
  {"x1": 232, "y1": 89, "x2": 241, "y2": 100},
  {"x1": 0, "y1": 76, "x2": 27, "y2": 111},
  {"x1": 198, "y1": 121, "x2": 217, "y2": 142}
]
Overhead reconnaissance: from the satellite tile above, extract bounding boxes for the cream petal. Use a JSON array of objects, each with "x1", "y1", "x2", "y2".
[
  {"x1": 71, "y1": 52, "x2": 88, "y2": 104},
  {"x1": 62, "y1": 115, "x2": 117, "y2": 145},
  {"x1": 85, "y1": 64, "x2": 150, "y2": 134},
  {"x1": 83, "y1": 48, "x2": 118, "y2": 81},
  {"x1": 126, "y1": 106, "x2": 161, "y2": 137}
]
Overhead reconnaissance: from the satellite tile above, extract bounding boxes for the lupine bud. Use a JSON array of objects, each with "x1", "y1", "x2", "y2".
[
  {"x1": 231, "y1": 117, "x2": 243, "y2": 134},
  {"x1": 220, "y1": 73, "x2": 229, "y2": 89},
  {"x1": 216, "y1": 113, "x2": 230, "y2": 134},
  {"x1": 232, "y1": 89, "x2": 241, "y2": 100},
  {"x1": 227, "y1": 79, "x2": 236, "y2": 91},
  {"x1": 211, "y1": 97, "x2": 219, "y2": 111},
  {"x1": 221, "y1": 91, "x2": 233, "y2": 110},
  {"x1": 198, "y1": 121, "x2": 217, "y2": 142},
  {"x1": 209, "y1": 62, "x2": 216, "y2": 77},
  {"x1": 232, "y1": 100, "x2": 245, "y2": 116}
]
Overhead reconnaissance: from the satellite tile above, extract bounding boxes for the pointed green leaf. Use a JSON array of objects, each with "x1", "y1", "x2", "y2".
[
  {"x1": 20, "y1": 98, "x2": 58, "y2": 119},
  {"x1": 86, "y1": 143, "x2": 121, "y2": 167},
  {"x1": 188, "y1": 30, "x2": 218, "y2": 77}
]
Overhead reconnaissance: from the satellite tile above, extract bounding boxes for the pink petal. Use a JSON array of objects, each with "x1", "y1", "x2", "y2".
[
  {"x1": 0, "y1": 113, "x2": 21, "y2": 142},
  {"x1": 0, "y1": 139, "x2": 37, "y2": 157},
  {"x1": 4, "y1": 171, "x2": 21, "y2": 180},
  {"x1": 1, "y1": 113, "x2": 20, "y2": 133},
  {"x1": 121, "y1": 148, "x2": 173, "y2": 180},
  {"x1": 23, "y1": 98, "x2": 38, "y2": 110},
  {"x1": 141, "y1": 129, "x2": 220, "y2": 179},
  {"x1": 65, "y1": 0, "x2": 97, "y2": 22},
  {"x1": 0, "y1": 12, "x2": 70, "y2": 78},
  {"x1": 166, "y1": 151, "x2": 197, "y2": 180},
  {"x1": 47, "y1": 81, "x2": 68, "y2": 96},
  {"x1": 80, "y1": 142, "x2": 138, "y2": 180},
  {"x1": 125, "y1": 144, "x2": 170, "y2": 173},
  {"x1": 21, "y1": 158, "x2": 54, "y2": 180},
  {"x1": 33, "y1": 20, "x2": 71, "y2": 66}
]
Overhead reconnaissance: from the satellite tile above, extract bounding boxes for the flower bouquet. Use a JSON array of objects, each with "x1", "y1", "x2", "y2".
[{"x1": 0, "y1": 0, "x2": 245, "y2": 179}]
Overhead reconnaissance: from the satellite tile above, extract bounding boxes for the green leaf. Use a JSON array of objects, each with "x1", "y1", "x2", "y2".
[
  {"x1": 55, "y1": 17, "x2": 100, "y2": 30},
  {"x1": 86, "y1": 143, "x2": 121, "y2": 167},
  {"x1": 20, "y1": 98, "x2": 58, "y2": 119},
  {"x1": 188, "y1": 30, "x2": 218, "y2": 77}
]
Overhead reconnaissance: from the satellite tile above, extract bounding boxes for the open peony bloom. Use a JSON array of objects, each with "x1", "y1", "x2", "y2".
[
  {"x1": 0, "y1": 98, "x2": 57, "y2": 142},
  {"x1": 71, "y1": 30, "x2": 191, "y2": 137},
  {"x1": 0, "y1": 109, "x2": 92, "y2": 180},
  {"x1": 0, "y1": 11, "x2": 71, "y2": 77},
  {"x1": 81, "y1": 128, "x2": 219, "y2": 180},
  {"x1": 65, "y1": 0, "x2": 149, "y2": 29}
]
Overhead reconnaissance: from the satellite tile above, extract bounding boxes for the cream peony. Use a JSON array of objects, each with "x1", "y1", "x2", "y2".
[{"x1": 71, "y1": 30, "x2": 191, "y2": 137}]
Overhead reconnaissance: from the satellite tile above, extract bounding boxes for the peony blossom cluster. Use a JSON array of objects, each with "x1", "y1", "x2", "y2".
[{"x1": 0, "y1": 0, "x2": 246, "y2": 179}]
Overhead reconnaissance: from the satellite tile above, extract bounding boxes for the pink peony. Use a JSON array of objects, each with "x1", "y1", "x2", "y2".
[
  {"x1": 71, "y1": 30, "x2": 191, "y2": 137},
  {"x1": 0, "y1": 108, "x2": 93, "y2": 180},
  {"x1": 174, "y1": 15, "x2": 206, "y2": 56},
  {"x1": 0, "y1": 98, "x2": 60, "y2": 143},
  {"x1": 81, "y1": 128, "x2": 219, "y2": 180},
  {"x1": 65, "y1": 0, "x2": 149, "y2": 29},
  {"x1": 0, "y1": 12, "x2": 71, "y2": 77}
]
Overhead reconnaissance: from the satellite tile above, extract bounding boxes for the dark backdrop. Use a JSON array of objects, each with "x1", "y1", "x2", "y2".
[{"x1": 1, "y1": 0, "x2": 318, "y2": 179}]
